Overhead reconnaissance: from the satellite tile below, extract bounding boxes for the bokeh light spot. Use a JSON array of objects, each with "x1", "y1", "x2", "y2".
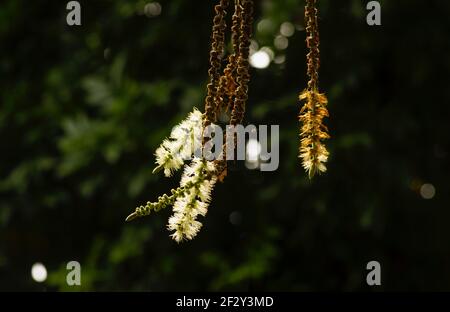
[
  {"x1": 144, "y1": 2, "x2": 162, "y2": 17},
  {"x1": 420, "y1": 183, "x2": 436, "y2": 199},
  {"x1": 280, "y1": 22, "x2": 295, "y2": 37},
  {"x1": 31, "y1": 262, "x2": 47, "y2": 283},
  {"x1": 229, "y1": 211, "x2": 242, "y2": 226},
  {"x1": 250, "y1": 51, "x2": 271, "y2": 69},
  {"x1": 274, "y1": 35, "x2": 289, "y2": 50}
]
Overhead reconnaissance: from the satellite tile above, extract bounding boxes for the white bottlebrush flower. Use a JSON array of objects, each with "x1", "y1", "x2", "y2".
[
  {"x1": 154, "y1": 108, "x2": 203, "y2": 177},
  {"x1": 167, "y1": 158, "x2": 217, "y2": 242}
]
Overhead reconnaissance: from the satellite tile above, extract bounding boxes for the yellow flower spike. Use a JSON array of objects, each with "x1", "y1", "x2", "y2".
[{"x1": 298, "y1": 0, "x2": 330, "y2": 179}]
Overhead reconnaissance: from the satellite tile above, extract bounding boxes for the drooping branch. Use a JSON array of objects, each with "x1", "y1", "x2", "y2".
[{"x1": 126, "y1": 0, "x2": 255, "y2": 244}]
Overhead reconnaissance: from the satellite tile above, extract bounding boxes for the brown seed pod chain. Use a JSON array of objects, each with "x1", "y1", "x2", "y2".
[
  {"x1": 230, "y1": 0, "x2": 252, "y2": 126},
  {"x1": 215, "y1": 0, "x2": 254, "y2": 175},
  {"x1": 204, "y1": 0, "x2": 229, "y2": 127},
  {"x1": 298, "y1": 0, "x2": 330, "y2": 179},
  {"x1": 216, "y1": 1, "x2": 241, "y2": 114}
]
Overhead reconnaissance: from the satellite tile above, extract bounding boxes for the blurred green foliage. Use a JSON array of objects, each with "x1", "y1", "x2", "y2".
[{"x1": 1, "y1": 0, "x2": 450, "y2": 291}]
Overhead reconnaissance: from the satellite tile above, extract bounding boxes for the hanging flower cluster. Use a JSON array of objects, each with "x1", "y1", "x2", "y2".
[
  {"x1": 126, "y1": 0, "x2": 254, "y2": 243},
  {"x1": 299, "y1": 90, "x2": 329, "y2": 177},
  {"x1": 298, "y1": 0, "x2": 330, "y2": 179},
  {"x1": 153, "y1": 108, "x2": 203, "y2": 177},
  {"x1": 126, "y1": 151, "x2": 219, "y2": 242},
  {"x1": 168, "y1": 158, "x2": 217, "y2": 242}
]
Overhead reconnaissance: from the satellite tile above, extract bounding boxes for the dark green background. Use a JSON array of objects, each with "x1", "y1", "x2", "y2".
[{"x1": 1, "y1": 0, "x2": 449, "y2": 291}]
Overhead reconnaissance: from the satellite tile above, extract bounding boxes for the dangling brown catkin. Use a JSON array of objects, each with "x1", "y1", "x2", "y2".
[
  {"x1": 305, "y1": 0, "x2": 320, "y2": 91},
  {"x1": 216, "y1": 0, "x2": 241, "y2": 115},
  {"x1": 217, "y1": 0, "x2": 253, "y2": 177},
  {"x1": 230, "y1": 0, "x2": 253, "y2": 126},
  {"x1": 204, "y1": 0, "x2": 229, "y2": 127},
  {"x1": 299, "y1": 0, "x2": 330, "y2": 179}
]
